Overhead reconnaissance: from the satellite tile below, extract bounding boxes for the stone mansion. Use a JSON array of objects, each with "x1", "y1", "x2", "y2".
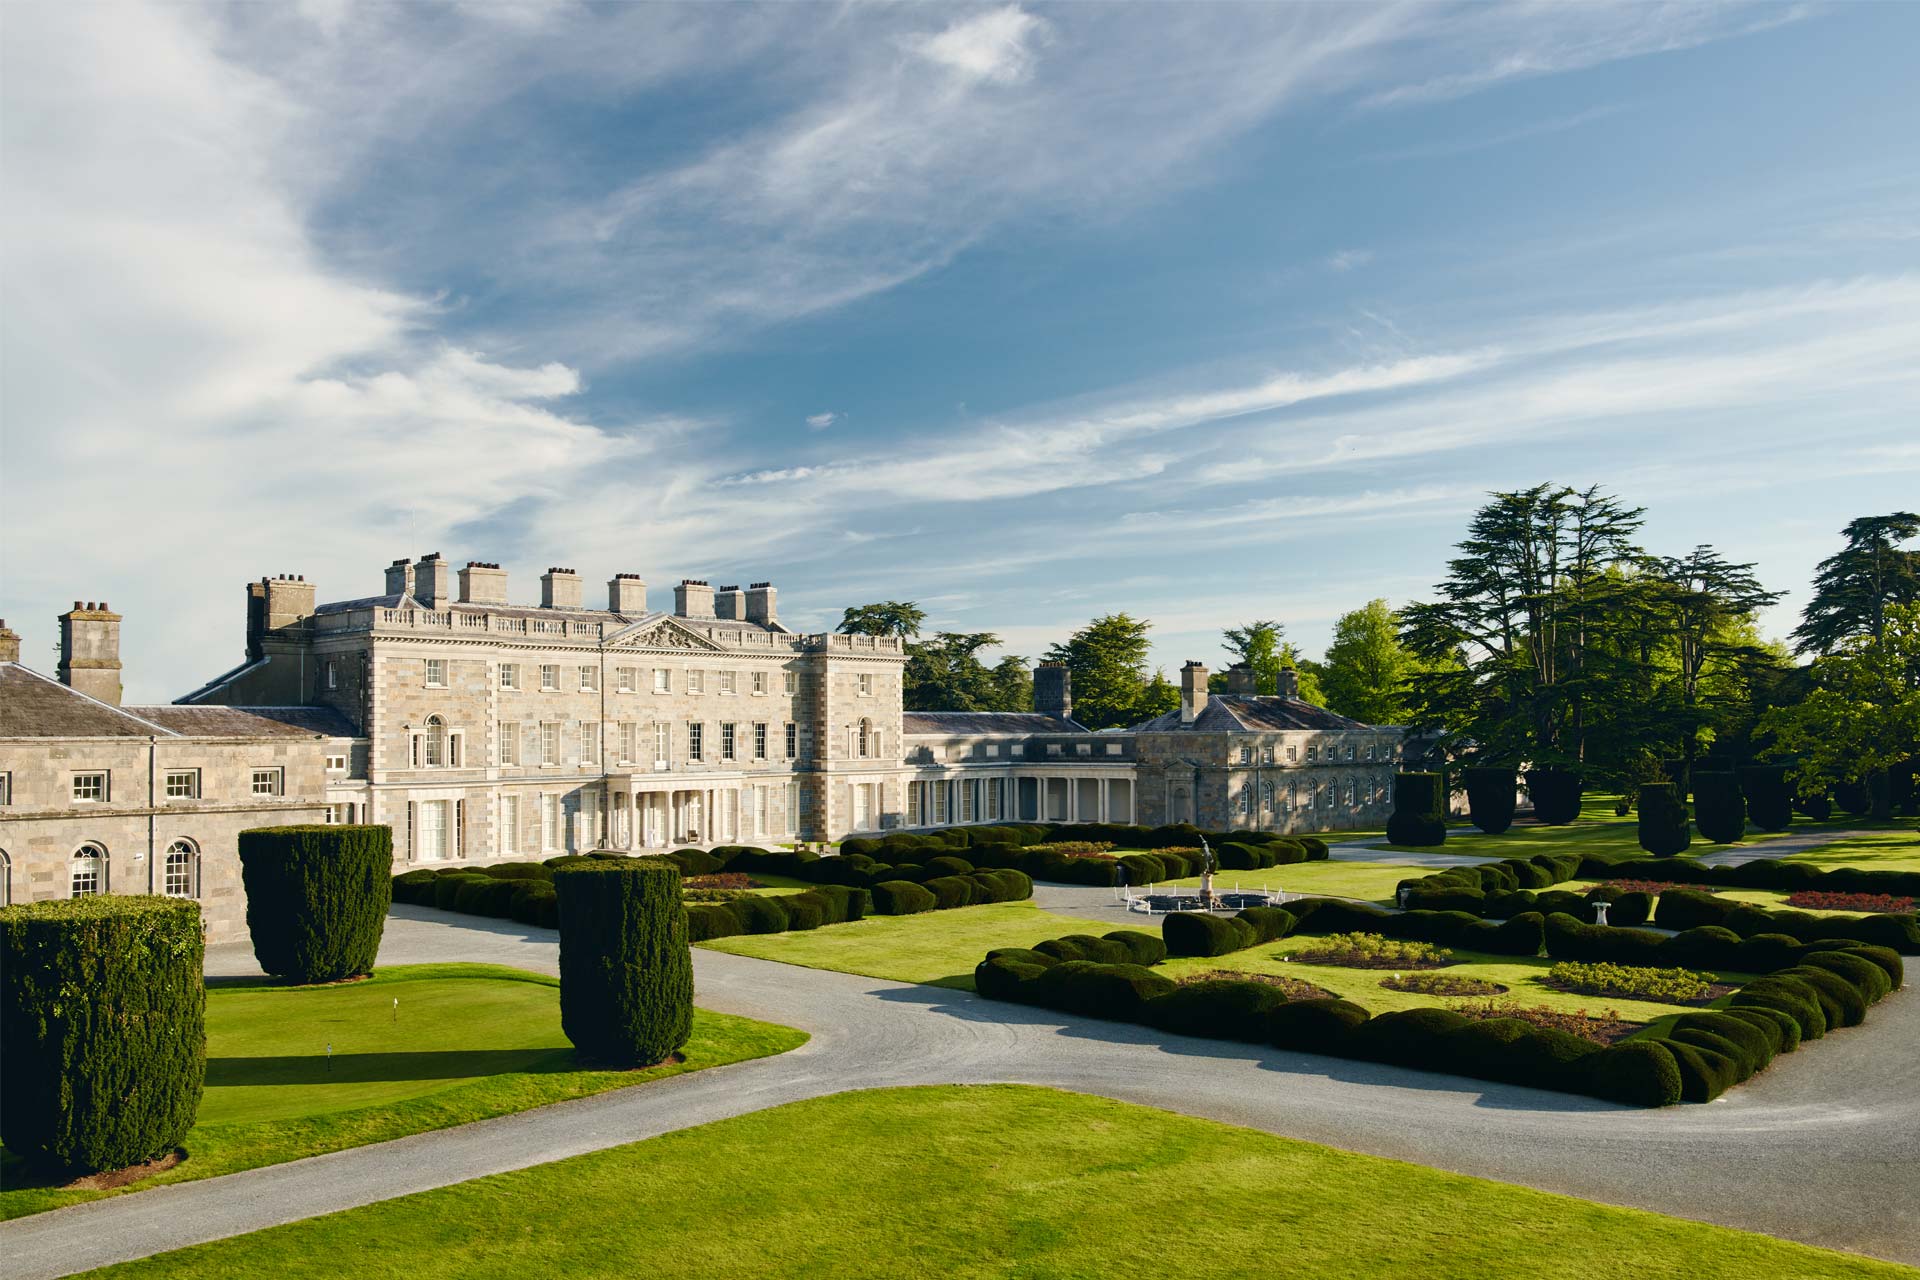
[{"x1": 0, "y1": 554, "x2": 1401, "y2": 937}]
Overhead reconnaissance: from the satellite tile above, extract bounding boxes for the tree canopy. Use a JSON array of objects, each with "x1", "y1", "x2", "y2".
[
  {"x1": 1791, "y1": 512, "x2": 1920, "y2": 655},
  {"x1": 903, "y1": 632, "x2": 1033, "y2": 713},
  {"x1": 1043, "y1": 613, "x2": 1159, "y2": 729},
  {"x1": 837, "y1": 601, "x2": 927, "y2": 638},
  {"x1": 1316, "y1": 598, "x2": 1426, "y2": 724}
]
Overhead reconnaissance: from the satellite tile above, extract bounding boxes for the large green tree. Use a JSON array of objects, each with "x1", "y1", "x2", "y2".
[
  {"x1": 989, "y1": 655, "x2": 1033, "y2": 713},
  {"x1": 1648, "y1": 546, "x2": 1784, "y2": 791},
  {"x1": 837, "y1": 601, "x2": 926, "y2": 638},
  {"x1": 1792, "y1": 512, "x2": 1920, "y2": 655},
  {"x1": 1221, "y1": 620, "x2": 1284, "y2": 693},
  {"x1": 1044, "y1": 613, "x2": 1157, "y2": 729},
  {"x1": 904, "y1": 632, "x2": 1029, "y2": 712},
  {"x1": 1317, "y1": 599, "x2": 1425, "y2": 724}
]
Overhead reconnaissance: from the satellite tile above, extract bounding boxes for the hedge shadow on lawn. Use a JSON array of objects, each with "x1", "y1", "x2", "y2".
[
  {"x1": 864, "y1": 984, "x2": 1632, "y2": 1114},
  {"x1": 203, "y1": 1048, "x2": 576, "y2": 1087},
  {"x1": 388, "y1": 901, "x2": 557, "y2": 941}
]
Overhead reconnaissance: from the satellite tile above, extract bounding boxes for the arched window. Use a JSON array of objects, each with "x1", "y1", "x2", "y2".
[
  {"x1": 71, "y1": 843, "x2": 107, "y2": 897},
  {"x1": 422, "y1": 715, "x2": 449, "y2": 768},
  {"x1": 163, "y1": 840, "x2": 199, "y2": 898},
  {"x1": 857, "y1": 718, "x2": 872, "y2": 759},
  {"x1": 0, "y1": 849, "x2": 11, "y2": 907}
]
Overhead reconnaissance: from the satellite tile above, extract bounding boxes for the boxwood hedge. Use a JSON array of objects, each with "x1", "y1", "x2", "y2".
[
  {"x1": 239, "y1": 824, "x2": 392, "y2": 983},
  {"x1": 553, "y1": 861, "x2": 691, "y2": 1067}
]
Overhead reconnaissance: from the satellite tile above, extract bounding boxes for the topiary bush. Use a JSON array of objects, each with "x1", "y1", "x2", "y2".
[
  {"x1": 1740, "y1": 764, "x2": 1792, "y2": 833},
  {"x1": 1525, "y1": 768, "x2": 1583, "y2": 825},
  {"x1": 1692, "y1": 771, "x2": 1747, "y2": 844},
  {"x1": 553, "y1": 861, "x2": 692, "y2": 1067},
  {"x1": 1148, "y1": 979, "x2": 1287, "y2": 1043},
  {"x1": 0, "y1": 896, "x2": 206, "y2": 1174},
  {"x1": 1386, "y1": 772, "x2": 1447, "y2": 847},
  {"x1": 1163, "y1": 912, "x2": 1258, "y2": 958},
  {"x1": 238, "y1": 825, "x2": 393, "y2": 983},
  {"x1": 1104, "y1": 929, "x2": 1167, "y2": 966},
  {"x1": 1636, "y1": 784, "x2": 1691, "y2": 858},
  {"x1": 872, "y1": 880, "x2": 937, "y2": 915},
  {"x1": 1464, "y1": 767, "x2": 1518, "y2": 835}
]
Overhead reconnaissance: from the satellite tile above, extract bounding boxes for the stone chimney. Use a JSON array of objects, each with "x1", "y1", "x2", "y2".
[
  {"x1": 745, "y1": 582, "x2": 778, "y2": 627},
  {"x1": 411, "y1": 553, "x2": 451, "y2": 607},
  {"x1": 459, "y1": 561, "x2": 509, "y2": 606},
  {"x1": 1180, "y1": 661, "x2": 1209, "y2": 725},
  {"x1": 385, "y1": 557, "x2": 415, "y2": 597},
  {"x1": 59, "y1": 601, "x2": 123, "y2": 706},
  {"x1": 608, "y1": 573, "x2": 647, "y2": 614},
  {"x1": 674, "y1": 579, "x2": 715, "y2": 618},
  {"x1": 0, "y1": 618, "x2": 19, "y2": 664},
  {"x1": 541, "y1": 567, "x2": 582, "y2": 610},
  {"x1": 1276, "y1": 667, "x2": 1301, "y2": 699},
  {"x1": 247, "y1": 574, "x2": 317, "y2": 661},
  {"x1": 713, "y1": 584, "x2": 744, "y2": 620},
  {"x1": 1034, "y1": 662, "x2": 1071, "y2": 720},
  {"x1": 1225, "y1": 663, "x2": 1257, "y2": 695}
]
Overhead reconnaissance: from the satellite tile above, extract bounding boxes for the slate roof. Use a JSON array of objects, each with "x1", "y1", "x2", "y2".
[
  {"x1": 1128, "y1": 694, "x2": 1376, "y2": 734},
  {"x1": 133, "y1": 705, "x2": 361, "y2": 739},
  {"x1": 0, "y1": 663, "x2": 177, "y2": 737},
  {"x1": 902, "y1": 711, "x2": 1091, "y2": 736}
]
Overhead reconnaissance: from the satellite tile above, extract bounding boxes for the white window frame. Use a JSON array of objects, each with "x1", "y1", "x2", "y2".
[
  {"x1": 579, "y1": 665, "x2": 597, "y2": 692},
  {"x1": 654, "y1": 667, "x2": 671, "y2": 693},
  {"x1": 251, "y1": 767, "x2": 284, "y2": 797},
  {"x1": 325, "y1": 754, "x2": 348, "y2": 773},
  {"x1": 163, "y1": 840, "x2": 198, "y2": 898},
  {"x1": 688, "y1": 669, "x2": 705, "y2": 694},
  {"x1": 500, "y1": 663, "x2": 520, "y2": 690},
  {"x1": 540, "y1": 664, "x2": 560, "y2": 692},
  {"x1": 540, "y1": 721, "x2": 561, "y2": 766},
  {"x1": 720, "y1": 722, "x2": 736, "y2": 761},
  {"x1": 0, "y1": 772, "x2": 11, "y2": 805},
  {"x1": 784, "y1": 670, "x2": 798, "y2": 695},
  {"x1": 164, "y1": 769, "x2": 200, "y2": 800},
  {"x1": 857, "y1": 672, "x2": 874, "y2": 696},
  {"x1": 500, "y1": 722, "x2": 521, "y2": 766},
  {"x1": 70, "y1": 843, "x2": 106, "y2": 897},
  {"x1": 501, "y1": 795, "x2": 521, "y2": 855},
  {"x1": 753, "y1": 722, "x2": 768, "y2": 759},
  {"x1": 72, "y1": 771, "x2": 108, "y2": 803},
  {"x1": 616, "y1": 666, "x2": 635, "y2": 693},
  {"x1": 752, "y1": 671, "x2": 768, "y2": 695},
  {"x1": 718, "y1": 670, "x2": 735, "y2": 694},
  {"x1": 581, "y1": 722, "x2": 600, "y2": 767},
  {"x1": 425, "y1": 658, "x2": 447, "y2": 688},
  {"x1": 688, "y1": 722, "x2": 704, "y2": 762},
  {"x1": 785, "y1": 722, "x2": 797, "y2": 759}
]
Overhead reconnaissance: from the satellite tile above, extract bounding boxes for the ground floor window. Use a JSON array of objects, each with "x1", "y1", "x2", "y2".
[
  {"x1": 502, "y1": 795, "x2": 520, "y2": 854},
  {"x1": 163, "y1": 840, "x2": 198, "y2": 897},
  {"x1": 417, "y1": 800, "x2": 450, "y2": 860},
  {"x1": 71, "y1": 843, "x2": 106, "y2": 896}
]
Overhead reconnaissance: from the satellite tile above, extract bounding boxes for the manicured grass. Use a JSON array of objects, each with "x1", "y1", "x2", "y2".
[
  {"x1": 1168, "y1": 943, "x2": 1757, "y2": 1026},
  {"x1": 700, "y1": 899, "x2": 1129, "y2": 989},
  {"x1": 1782, "y1": 826, "x2": 1920, "y2": 874},
  {"x1": 1146, "y1": 858, "x2": 1448, "y2": 903},
  {"x1": 92, "y1": 1085, "x2": 1911, "y2": 1280},
  {"x1": 1562, "y1": 881, "x2": 1886, "y2": 919},
  {"x1": 1370, "y1": 800, "x2": 1900, "y2": 864},
  {"x1": 0, "y1": 964, "x2": 805, "y2": 1221}
]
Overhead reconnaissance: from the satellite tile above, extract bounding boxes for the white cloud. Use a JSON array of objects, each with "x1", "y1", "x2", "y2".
[
  {"x1": 910, "y1": 6, "x2": 1049, "y2": 85},
  {"x1": 1327, "y1": 248, "x2": 1374, "y2": 272},
  {"x1": 805, "y1": 411, "x2": 840, "y2": 430}
]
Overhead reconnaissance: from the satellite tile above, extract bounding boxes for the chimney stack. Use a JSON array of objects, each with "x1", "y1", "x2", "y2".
[
  {"x1": 1180, "y1": 661, "x2": 1209, "y2": 725},
  {"x1": 59, "y1": 601, "x2": 123, "y2": 706},
  {"x1": 608, "y1": 573, "x2": 648, "y2": 615},
  {"x1": 541, "y1": 567, "x2": 582, "y2": 610},
  {"x1": 1277, "y1": 667, "x2": 1301, "y2": 699},
  {"x1": 385, "y1": 557, "x2": 414, "y2": 597},
  {"x1": 745, "y1": 582, "x2": 778, "y2": 627},
  {"x1": 674, "y1": 579, "x2": 715, "y2": 618},
  {"x1": 0, "y1": 618, "x2": 19, "y2": 664},
  {"x1": 1225, "y1": 663, "x2": 1257, "y2": 696},
  {"x1": 1034, "y1": 662, "x2": 1071, "y2": 720},
  {"x1": 412, "y1": 553, "x2": 452, "y2": 608},
  {"x1": 713, "y1": 585, "x2": 744, "y2": 620},
  {"x1": 459, "y1": 561, "x2": 509, "y2": 606},
  {"x1": 247, "y1": 574, "x2": 317, "y2": 661}
]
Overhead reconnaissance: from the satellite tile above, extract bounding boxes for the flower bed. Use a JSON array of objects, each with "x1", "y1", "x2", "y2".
[
  {"x1": 1178, "y1": 970, "x2": 1334, "y2": 1002},
  {"x1": 1545, "y1": 961, "x2": 1721, "y2": 1005},
  {"x1": 683, "y1": 873, "x2": 757, "y2": 891},
  {"x1": 1452, "y1": 999, "x2": 1638, "y2": 1045},
  {"x1": 1785, "y1": 890, "x2": 1914, "y2": 914},
  {"x1": 1291, "y1": 933, "x2": 1454, "y2": 970},
  {"x1": 1380, "y1": 973, "x2": 1507, "y2": 997},
  {"x1": 683, "y1": 887, "x2": 757, "y2": 903},
  {"x1": 1026, "y1": 842, "x2": 1117, "y2": 858},
  {"x1": 1605, "y1": 879, "x2": 1716, "y2": 896}
]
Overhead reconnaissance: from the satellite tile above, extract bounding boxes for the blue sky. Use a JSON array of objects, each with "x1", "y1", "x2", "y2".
[{"x1": 3, "y1": 1, "x2": 1917, "y2": 702}]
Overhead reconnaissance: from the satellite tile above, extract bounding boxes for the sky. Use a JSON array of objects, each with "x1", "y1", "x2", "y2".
[{"x1": 2, "y1": 0, "x2": 1917, "y2": 704}]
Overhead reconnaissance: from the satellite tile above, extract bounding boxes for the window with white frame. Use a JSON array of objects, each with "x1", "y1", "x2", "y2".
[
  {"x1": 72, "y1": 772, "x2": 108, "y2": 802},
  {"x1": 164, "y1": 769, "x2": 200, "y2": 800},
  {"x1": 753, "y1": 722, "x2": 767, "y2": 759},
  {"x1": 425, "y1": 658, "x2": 447, "y2": 687},
  {"x1": 960, "y1": 781, "x2": 975, "y2": 822},
  {"x1": 540, "y1": 722, "x2": 561, "y2": 766},
  {"x1": 908, "y1": 783, "x2": 923, "y2": 825},
  {"x1": 324, "y1": 660, "x2": 338, "y2": 690},
  {"x1": 654, "y1": 721, "x2": 670, "y2": 765},
  {"x1": 932, "y1": 782, "x2": 949, "y2": 824},
  {"x1": 857, "y1": 672, "x2": 874, "y2": 696},
  {"x1": 0, "y1": 772, "x2": 11, "y2": 805},
  {"x1": 1306, "y1": 745, "x2": 1317, "y2": 762},
  {"x1": 540, "y1": 664, "x2": 560, "y2": 691},
  {"x1": 784, "y1": 722, "x2": 797, "y2": 759},
  {"x1": 501, "y1": 795, "x2": 521, "y2": 854},
  {"x1": 718, "y1": 670, "x2": 735, "y2": 694},
  {"x1": 541, "y1": 794, "x2": 560, "y2": 850},
  {"x1": 616, "y1": 667, "x2": 635, "y2": 693},
  {"x1": 416, "y1": 799, "x2": 450, "y2": 860},
  {"x1": 785, "y1": 782, "x2": 800, "y2": 835},
  {"x1": 581, "y1": 722, "x2": 599, "y2": 766},
  {"x1": 70, "y1": 844, "x2": 106, "y2": 896},
  {"x1": 163, "y1": 840, "x2": 198, "y2": 898},
  {"x1": 720, "y1": 722, "x2": 736, "y2": 761},
  {"x1": 688, "y1": 669, "x2": 705, "y2": 694},
  {"x1": 654, "y1": 667, "x2": 671, "y2": 693},
  {"x1": 752, "y1": 670, "x2": 767, "y2": 695},
  {"x1": 784, "y1": 670, "x2": 798, "y2": 694},
  {"x1": 619, "y1": 722, "x2": 638, "y2": 765},
  {"x1": 500, "y1": 663, "x2": 520, "y2": 690},
  {"x1": 1263, "y1": 780, "x2": 1275, "y2": 810},
  {"x1": 1046, "y1": 743, "x2": 1061, "y2": 757},
  {"x1": 985, "y1": 744, "x2": 1000, "y2": 757},
  {"x1": 579, "y1": 665, "x2": 597, "y2": 692},
  {"x1": 688, "y1": 722, "x2": 704, "y2": 761},
  {"x1": 416, "y1": 715, "x2": 450, "y2": 768},
  {"x1": 499, "y1": 722, "x2": 520, "y2": 766},
  {"x1": 855, "y1": 718, "x2": 872, "y2": 758},
  {"x1": 325, "y1": 754, "x2": 347, "y2": 772},
  {"x1": 985, "y1": 779, "x2": 1002, "y2": 821},
  {"x1": 1076, "y1": 742, "x2": 1091, "y2": 756},
  {"x1": 1347, "y1": 745, "x2": 1356, "y2": 761},
  {"x1": 1239, "y1": 746, "x2": 1252, "y2": 764},
  {"x1": 1239, "y1": 785, "x2": 1252, "y2": 815},
  {"x1": 1263, "y1": 745, "x2": 1276, "y2": 765},
  {"x1": 1284, "y1": 784, "x2": 1295, "y2": 813},
  {"x1": 252, "y1": 767, "x2": 283, "y2": 796},
  {"x1": 1288, "y1": 745, "x2": 1298, "y2": 762},
  {"x1": 1106, "y1": 743, "x2": 1122, "y2": 756}
]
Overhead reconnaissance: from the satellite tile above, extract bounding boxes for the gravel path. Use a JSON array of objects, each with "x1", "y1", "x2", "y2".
[{"x1": 5, "y1": 904, "x2": 1916, "y2": 1277}]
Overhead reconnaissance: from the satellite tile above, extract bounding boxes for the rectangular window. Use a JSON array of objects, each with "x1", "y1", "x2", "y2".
[
  {"x1": 1347, "y1": 745, "x2": 1356, "y2": 761},
  {"x1": 541, "y1": 722, "x2": 561, "y2": 766},
  {"x1": 616, "y1": 667, "x2": 635, "y2": 693},
  {"x1": 540, "y1": 664, "x2": 560, "y2": 692},
  {"x1": 1288, "y1": 745, "x2": 1298, "y2": 762},
  {"x1": 785, "y1": 783, "x2": 799, "y2": 835},
  {"x1": 1105, "y1": 743, "x2": 1122, "y2": 756},
  {"x1": 907, "y1": 782, "x2": 922, "y2": 826},
  {"x1": 1076, "y1": 742, "x2": 1091, "y2": 756},
  {"x1": 718, "y1": 670, "x2": 735, "y2": 694},
  {"x1": 720, "y1": 722, "x2": 736, "y2": 761},
  {"x1": 1263, "y1": 780, "x2": 1275, "y2": 810},
  {"x1": 619, "y1": 722, "x2": 638, "y2": 765},
  {"x1": 932, "y1": 783, "x2": 949, "y2": 824},
  {"x1": 960, "y1": 782, "x2": 975, "y2": 823},
  {"x1": 324, "y1": 660, "x2": 338, "y2": 690},
  {"x1": 251, "y1": 768, "x2": 283, "y2": 797},
  {"x1": 1240, "y1": 785, "x2": 1252, "y2": 815},
  {"x1": 1239, "y1": 746, "x2": 1252, "y2": 765},
  {"x1": 325, "y1": 754, "x2": 347, "y2": 772},
  {"x1": 655, "y1": 721, "x2": 670, "y2": 766},
  {"x1": 418, "y1": 799, "x2": 449, "y2": 860},
  {"x1": 501, "y1": 795, "x2": 520, "y2": 854},
  {"x1": 985, "y1": 744, "x2": 1000, "y2": 758},
  {"x1": 857, "y1": 673, "x2": 874, "y2": 696},
  {"x1": 1263, "y1": 746, "x2": 1276, "y2": 765},
  {"x1": 425, "y1": 658, "x2": 447, "y2": 687},
  {"x1": 752, "y1": 671, "x2": 767, "y2": 695},
  {"x1": 784, "y1": 722, "x2": 797, "y2": 759},
  {"x1": 1046, "y1": 743, "x2": 1062, "y2": 757},
  {"x1": 0, "y1": 772, "x2": 11, "y2": 805},
  {"x1": 753, "y1": 722, "x2": 768, "y2": 759},
  {"x1": 688, "y1": 670, "x2": 705, "y2": 694},
  {"x1": 579, "y1": 665, "x2": 597, "y2": 692},
  {"x1": 542, "y1": 794, "x2": 560, "y2": 851},
  {"x1": 164, "y1": 769, "x2": 200, "y2": 799},
  {"x1": 1306, "y1": 746, "x2": 1317, "y2": 762},
  {"x1": 784, "y1": 670, "x2": 798, "y2": 694},
  {"x1": 499, "y1": 722, "x2": 520, "y2": 766},
  {"x1": 688, "y1": 722, "x2": 704, "y2": 761},
  {"x1": 985, "y1": 779, "x2": 1002, "y2": 821},
  {"x1": 500, "y1": 663, "x2": 519, "y2": 690},
  {"x1": 72, "y1": 772, "x2": 109, "y2": 802},
  {"x1": 654, "y1": 668, "x2": 671, "y2": 693},
  {"x1": 581, "y1": 722, "x2": 599, "y2": 766}
]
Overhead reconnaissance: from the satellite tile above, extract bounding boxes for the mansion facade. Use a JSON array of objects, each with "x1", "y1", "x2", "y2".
[{"x1": 0, "y1": 554, "x2": 1401, "y2": 938}]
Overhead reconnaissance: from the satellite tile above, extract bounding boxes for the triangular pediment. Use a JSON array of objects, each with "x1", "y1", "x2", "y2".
[{"x1": 606, "y1": 614, "x2": 727, "y2": 652}]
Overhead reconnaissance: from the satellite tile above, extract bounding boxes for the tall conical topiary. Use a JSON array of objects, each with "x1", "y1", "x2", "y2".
[
  {"x1": 1386, "y1": 772, "x2": 1447, "y2": 847},
  {"x1": 1740, "y1": 764, "x2": 1792, "y2": 833},
  {"x1": 1638, "y1": 783, "x2": 1692, "y2": 857},
  {"x1": 1525, "y1": 768, "x2": 1584, "y2": 825},
  {"x1": 554, "y1": 860, "x2": 693, "y2": 1067},
  {"x1": 1693, "y1": 771, "x2": 1747, "y2": 844},
  {"x1": 238, "y1": 825, "x2": 393, "y2": 983},
  {"x1": 1463, "y1": 767, "x2": 1517, "y2": 835},
  {"x1": 0, "y1": 896, "x2": 206, "y2": 1174}
]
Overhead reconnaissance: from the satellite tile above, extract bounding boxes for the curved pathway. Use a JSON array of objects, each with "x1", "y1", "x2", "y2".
[{"x1": 5, "y1": 904, "x2": 1916, "y2": 1277}]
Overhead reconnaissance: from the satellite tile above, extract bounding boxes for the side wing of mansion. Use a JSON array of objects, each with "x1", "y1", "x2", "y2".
[{"x1": 0, "y1": 554, "x2": 1400, "y2": 937}]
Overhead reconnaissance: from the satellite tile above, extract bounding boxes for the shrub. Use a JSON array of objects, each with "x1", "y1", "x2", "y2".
[
  {"x1": 553, "y1": 862, "x2": 692, "y2": 1067},
  {"x1": 1672, "y1": 1011, "x2": 1779, "y2": 1069},
  {"x1": 1731, "y1": 976, "x2": 1827, "y2": 1040},
  {"x1": 685, "y1": 902, "x2": 744, "y2": 943},
  {"x1": 1035, "y1": 934, "x2": 1132, "y2": 965},
  {"x1": 1525, "y1": 768, "x2": 1583, "y2": 825},
  {"x1": 777, "y1": 893, "x2": 828, "y2": 932},
  {"x1": 1575, "y1": 1040, "x2": 1682, "y2": 1107},
  {"x1": 1104, "y1": 930, "x2": 1167, "y2": 966},
  {"x1": 1785, "y1": 890, "x2": 1913, "y2": 914},
  {"x1": 482, "y1": 862, "x2": 552, "y2": 881},
  {"x1": 1163, "y1": 912, "x2": 1258, "y2": 958},
  {"x1": 1798, "y1": 949, "x2": 1893, "y2": 1003},
  {"x1": 1719, "y1": 1005, "x2": 1798, "y2": 1055},
  {"x1": 726, "y1": 895, "x2": 791, "y2": 934},
  {"x1": 1380, "y1": 973, "x2": 1506, "y2": 997},
  {"x1": 1775, "y1": 965, "x2": 1866, "y2": 1028},
  {"x1": 922, "y1": 876, "x2": 978, "y2": 910},
  {"x1": 1348, "y1": 1007, "x2": 1473, "y2": 1069},
  {"x1": 1692, "y1": 772, "x2": 1747, "y2": 844},
  {"x1": 1464, "y1": 767, "x2": 1518, "y2": 835},
  {"x1": 872, "y1": 880, "x2": 937, "y2": 915},
  {"x1": 1663, "y1": 1040, "x2": 1742, "y2": 1103},
  {"x1": 433, "y1": 873, "x2": 487, "y2": 911},
  {"x1": 1546, "y1": 961, "x2": 1713, "y2": 1003},
  {"x1": 1268, "y1": 997, "x2": 1372, "y2": 1051},
  {"x1": 1740, "y1": 764, "x2": 1792, "y2": 833},
  {"x1": 392, "y1": 868, "x2": 438, "y2": 905},
  {"x1": 1292, "y1": 933, "x2": 1453, "y2": 968},
  {"x1": 925, "y1": 855, "x2": 975, "y2": 877},
  {"x1": 1543, "y1": 913, "x2": 1668, "y2": 964},
  {"x1": 238, "y1": 825, "x2": 393, "y2": 983},
  {"x1": 0, "y1": 896, "x2": 206, "y2": 1174},
  {"x1": 509, "y1": 881, "x2": 559, "y2": 929},
  {"x1": 1636, "y1": 784, "x2": 1691, "y2": 858},
  {"x1": 1149, "y1": 978, "x2": 1288, "y2": 1042},
  {"x1": 1386, "y1": 772, "x2": 1447, "y2": 847},
  {"x1": 974, "y1": 954, "x2": 1051, "y2": 1001},
  {"x1": 1029, "y1": 961, "x2": 1176, "y2": 1021},
  {"x1": 1795, "y1": 790, "x2": 1833, "y2": 821}
]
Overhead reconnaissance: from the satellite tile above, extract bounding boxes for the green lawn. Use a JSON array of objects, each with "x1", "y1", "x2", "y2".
[
  {"x1": 1146, "y1": 858, "x2": 1442, "y2": 903},
  {"x1": 91, "y1": 1085, "x2": 1912, "y2": 1280},
  {"x1": 700, "y1": 899, "x2": 1128, "y2": 989},
  {"x1": 0, "y1": 964, "x2": 805, "y2": 1221},
  {"x1": 1781, "y1": 826, "x2": 1920, "y2": 874}
]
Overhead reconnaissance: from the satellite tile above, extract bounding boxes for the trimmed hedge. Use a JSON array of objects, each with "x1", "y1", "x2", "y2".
[
  {"x1": 1651, "y1": 888, "x2": 1920, "y2": 954},
  {"x1": 1637, "y1": 784, "x2": 1691, "y2": 858},
  {"x1": 0, "y1": 896, "x2": 207, "y2": 1174},
  {"x1": 239, "y1": 825, "x2": 393, "y2": 983},
  {"x1": 1525, "y1": 768, "x2": 1583, "y2": 825},
  {"x1": 1573, "y1": 853, "x2": 1920, "y2": 900},
  {"x1": 1741, "y1": 765, "x2": 1792, "y2": 833},
  {"x1": 1386, "y1": 772, "x2": 1446, "y2": 847},
  {"x1": 1464, "y1": 767, "x2": 1517, "y2": 835},
  {"x1": 871, "y1": 880, "x2": 938, "y2": 915},
  {"x1": 1692, "y1": 771, "x2": 1747, "y2": 844},
  {"x1": 553, "y1": 862, "x2": 692, "y2": 1067}
]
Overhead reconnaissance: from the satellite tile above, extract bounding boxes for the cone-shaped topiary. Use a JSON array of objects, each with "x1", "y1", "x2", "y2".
[
  {"x1": 1740, "y1": 764, "x2": 1792, "y2": 833},
  {"x1": 238, "y1": 825, "x2": 393, "y2": 983},
  {"x1": 1693, "y1": 771, "x2": 1747, "y2": 844},
  {"x1": 1638, "y1": 783, "x2": 1692, "y2": 857},
  {"x1": 0, "y1": 896, "x2": 206, "y2": 1174},
  {"x1": 1463, "y1": 767, "x2": 1518, "y2": 835},
  {"x1": 554, "y1": 861, "x2": 692, "y2": 1067},
  {"x1": 1525, "y1": 768, "x2": 1584, "y2": 825},
  {"x1": 1386, "y1": 772, "x2": 1447, "y2": 846}
]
